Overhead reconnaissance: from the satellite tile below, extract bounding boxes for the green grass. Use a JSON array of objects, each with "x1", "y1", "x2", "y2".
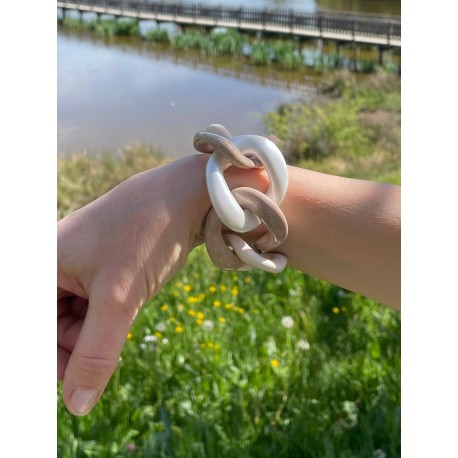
[
  {"x1": 57, "y1": 247, "x2": 400, "y2": 458},
  {"x1": 264, "y1": 70, "x2": 401, "y2": 183},
  {"x1": 58, "y1": 105, "x2": 400, "y2": 456}
]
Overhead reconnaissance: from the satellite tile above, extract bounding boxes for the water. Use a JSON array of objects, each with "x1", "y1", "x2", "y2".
[
  {"x1": 57, "y1": 1, "x2": 400, "y2": 157},
  {"x1": 58, "y1": 25, "x2": 314, "y2": 157}
]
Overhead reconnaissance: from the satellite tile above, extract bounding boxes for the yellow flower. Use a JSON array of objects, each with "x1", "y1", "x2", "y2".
[
  {"x1": 188, "y1": 296, "x2": 198, "y2": 304},
  {"x1": 244, "y1": 277, "x2": 251, "y2": 284},
  {"x1": 198, "y1": 293, "x2": 206, "y2": 301},
  {"x1": 177, "y1": 304, "x2": 185, "y2": 312},
  {"x1": 231, "y1": 287, "x2": 239, "y2": 296},
  {"x1": 196, "y1": 319, "x2": 203, "y2": 326},
  {"x1": 209, "y1": 286, "x2": 217, "y2": 293},
  {"x1": 175, "y1": 281, "x2": 183, "y2": 288},
  {"x1": 341, "y1": 306, "x2": 347, "y2": 313},
  {"x1": 232, "y1": 275, "x2": 238, "y2": 282},
  {"x1": 225, "y1": 303, "x2": 232, "y2": 310},
  {"x1": 214, "y1": 343, "x2": 221, "y2": 350},
  {"x1": 214, "y1": 300, "x2": 222, "y2": 307},
  {"x1": 207, "y1": 342, "x2": 214, "y2": 349},
  {"x1": 197, "y1": 312, "x2": 205, "y2": 320},
  {"x1": 172, "y1": 290, "x2": 179, "y2": 298},
  {"x1": 220, "y1": 284, "x2": 227, "y2": 292},
  {"x1": 271, "y1": 359, "x2": 281, "y2": 368},
  {"x1": 332, "y1": 307, "x2": 340, "y2": 314},
  {"x1": 127, "y1": 332, "x2": 133, "y2": 340},
  {"x1": 154, "y1": 332, "x2": 163, "y2": 339},
  {"x1": 188, "y1": 310, "x2": 196, "y2": 317},
  {"x1": 175, "y1": 326, "x2": 184, "y2": 333},
  {"x1": 161, "y1": 304, "x2": 169, "y2": 312},
  {"x1": 236, "y1": 307, "x2": 245, "y2": 314},
  {"x1": 200, "y1": 343, "x2": 206, "y2": 349},
  {"x1": 219, "y1": 317, "x2": 226, "y2": 324},
  {"x1": 184, "y1": 284, "x2": 192, "y2": 292}
]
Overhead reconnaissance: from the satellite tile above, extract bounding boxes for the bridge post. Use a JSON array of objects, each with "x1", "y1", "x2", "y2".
[
  {"x1": 378, "y1": 46, "x2": 384, "y2": 66},
  {"x1": 62, "y1": 8, "x2": 66, "y2": 20}
]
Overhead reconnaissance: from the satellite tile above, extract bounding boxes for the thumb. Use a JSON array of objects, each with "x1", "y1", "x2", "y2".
[{"x1": 62, "y1": 282, "x2": 136, "y2": 416}]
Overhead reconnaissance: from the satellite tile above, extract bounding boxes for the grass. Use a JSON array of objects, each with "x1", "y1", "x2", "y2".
[
  {"x1": 57, "y1": 77, "x2": 401, "y2": 455},
  {"x1": 264, "y1": 70, "x2": 401, "y2": 184}
]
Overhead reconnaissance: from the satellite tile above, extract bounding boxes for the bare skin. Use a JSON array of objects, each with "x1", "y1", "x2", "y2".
[{"x1": 57, "y1": 153, "x2": 400, "y2": 417}]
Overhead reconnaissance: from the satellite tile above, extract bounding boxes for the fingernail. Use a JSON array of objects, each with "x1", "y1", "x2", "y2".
[{"x1": 69, "y1": 387, "x2": 98, "y2": 416}]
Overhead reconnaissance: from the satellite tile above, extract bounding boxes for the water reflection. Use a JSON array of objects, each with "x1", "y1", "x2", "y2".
[{"x1": 58, "y1": 29, "x2": 305, "y2": 157}]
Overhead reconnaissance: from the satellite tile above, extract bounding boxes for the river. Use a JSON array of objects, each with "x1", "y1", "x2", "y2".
[{"x1": 57, "y1": 1, "x2": 400, "y2": 158}]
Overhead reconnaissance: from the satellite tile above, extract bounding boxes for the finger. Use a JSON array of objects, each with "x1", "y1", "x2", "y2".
[
  {"x1": 58, "y1": 346, "x2": 70, "y2": 380},
  {"x1": 62, "y1": 281, "x2": 136, "y2": 416}
]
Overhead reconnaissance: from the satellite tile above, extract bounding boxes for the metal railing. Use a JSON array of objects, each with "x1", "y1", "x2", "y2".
[{"x1": 57, "y1": 0, "x2": 401, "y2": 45}]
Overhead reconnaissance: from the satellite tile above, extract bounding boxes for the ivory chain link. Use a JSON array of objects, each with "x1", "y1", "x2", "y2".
[{"x1": 193, "y1": 124, "x2": 289, "y2": 273}]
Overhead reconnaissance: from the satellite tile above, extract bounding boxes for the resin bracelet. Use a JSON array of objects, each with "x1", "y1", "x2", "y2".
[{"x1": 193, "y1": 124, "x2": 289, "y2": 273}]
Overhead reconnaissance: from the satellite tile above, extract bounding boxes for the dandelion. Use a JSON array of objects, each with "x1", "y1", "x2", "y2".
[
  {"x1": 154, "y1": 332, "x2": 163, "y2": 339},
  {"x1": 202, "y1": 320, "x2": 214, "y2": 331},
  {"x1": 231, "y1": 287, "x2": 239, "y2": 296},
  {"x1": 297, "y1": 339, "x2": 310, "y2": 351},
  {"x1": 271, "y1": 359, "x2": 281, "y2": 368},
  {"x1": 219, "y1": 317, "x2": 226, "y2": 324},
  {"x1": 220, "y1": 284, "x2": 227, "y2": 292},
  {"x1": 214, "y1": 343, "x2": 221, "y2": 350},
  {"x1": 143, "y1": 335, "x2": 158, "y2": 343},
  {"x1": 214, "y1": 300, "x2": 222, "y2": 307},
  {"x1": 184, "y1": 284, "x2": 192, "y2": 292},
  {"x1": 332, "y1": 307, "x2": 340, "y2": 314},
  {"x1": 197, "y1": 312, "x2": 205, "y2": 320},
  {"x1": 209, "y1": 285, "x2": 217, "y2": 293},
  {"x1": 196, "y1": 319, "x2": 203, "y2": 326},
  {"x1": 207, "y1": 342, "x2": 214, "y2": 349},
  {"x1": 188, "y1": 309, "x2": 196, "y2": 317},
  {"x1": 281, "y1": 316, "x2": 294, "y2": 329},
  {"x1": 188, "y1": 296, "x2": 198, "y2": 304},
  {"x1": 172, "y1": 290, "x2": 179, "y2": 298},
  {"x1": 232, "y1": 275, "x2": 238, "y2": 281},
  {"x1": 235, "y1": 307, "x2": 245, "y2": 314},
  {"x1": 155, "y1": 322, "x2": 166, "y2": 332},
  {"x1": 176, "y1": 326, "x2": 184, "y2": 333},
  {"x1": 244, "y1": 277, "x2": 251, "y2": 284},
  {"x1": 225, "y1": 303, "x2": 232, "y2": 310},
  {"x1": 161, "y1": 304, "x2": 169, "y2": 312},
  {"x1": 127, "y1": 332, "x2": 133, "y2": 340},
  {"x1": 200, "y1": 343, "x2": 207, "y2": 349},
  {"x1": 198, "y1": 292, "x2": 206, "y2": 301},
  {"x1": 177, "y1": 304, "x2": 185, "y2": 311}
]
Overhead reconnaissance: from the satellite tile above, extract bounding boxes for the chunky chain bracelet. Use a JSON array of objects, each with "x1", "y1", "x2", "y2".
[{"x1": 193, "y1": 124, "x2": 288, "y2": 273}]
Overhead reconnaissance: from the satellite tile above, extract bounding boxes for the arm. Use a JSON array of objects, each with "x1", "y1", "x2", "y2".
[{"x1": 58, "y1": 155, "x2": 400, "y2": 417}]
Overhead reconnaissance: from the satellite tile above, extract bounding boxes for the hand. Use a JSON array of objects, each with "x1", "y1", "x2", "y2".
[
  {"x1": 57, "y1": 155, "x2": 212, "y2": 416},
  {"x1": 57, "y1": 154, "x2": 270, "y2": 416}
]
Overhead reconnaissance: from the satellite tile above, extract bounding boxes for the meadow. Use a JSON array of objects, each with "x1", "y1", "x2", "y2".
[{"x1": 57, "y1": 73, "x2": 401, "y2": 457}]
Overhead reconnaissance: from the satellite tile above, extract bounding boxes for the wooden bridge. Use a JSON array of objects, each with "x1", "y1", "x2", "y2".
[{"x1": 57, "y1": 0, "x2": 401, "y2": 48}]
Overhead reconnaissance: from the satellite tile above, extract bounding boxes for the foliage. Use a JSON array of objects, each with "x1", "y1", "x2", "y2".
[
  {"x1": 144, "y1": 28, "x2": 170, "y2": 43},
  {"x1": 57, "y1": 245, "x2": 400, "y2": 457},
  {"x1": 57, "y1": 145, "x2": 167, "y2": 220},
  {"x1": 265, "y1": 70, "x2": 401, "y2": 183}
]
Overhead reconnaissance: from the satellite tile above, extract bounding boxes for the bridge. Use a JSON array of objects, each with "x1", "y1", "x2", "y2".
[{"x1": 57, "y1": 0, "x2": 401, "y2": 48}]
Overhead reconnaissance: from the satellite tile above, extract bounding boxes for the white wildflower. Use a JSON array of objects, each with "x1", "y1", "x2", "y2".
[
  {"x1": 374, "y1": 450, "x2": 386, "y2": 458},
  {"x1": 139, "y1": 343, "x2": 147, "y2": 350},
  {"x1": 297, "y1": 339, "x2": 310, "y2": 351},
  {"x1": 143, "y1": 335, "x2": 158, "y2": 343},
  {"x1": 281, "y1": 316, "x2": 294, "y2": 329},
  {"x1": 202, "y1": 320, "x2": 214, "y2": 331},
  {"x1": 162, "y1": 338, "x2": 169, "y2": 345},
  {"x1": 155, "y1": 322, "x2": 166, "y2": 332}
]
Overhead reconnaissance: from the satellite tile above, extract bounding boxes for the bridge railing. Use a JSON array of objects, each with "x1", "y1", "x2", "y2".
[{"x1": 59, "y1": 0, "x2": 401, "y2": 42}]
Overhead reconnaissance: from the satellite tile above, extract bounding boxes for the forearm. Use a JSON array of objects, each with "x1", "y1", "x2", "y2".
[{"x1": 275, "y1": 166, "x2": 400, "y2": 310}]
